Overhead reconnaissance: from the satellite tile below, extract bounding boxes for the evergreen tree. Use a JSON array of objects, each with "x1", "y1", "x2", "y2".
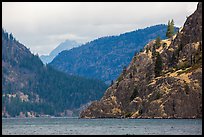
[
  {"x1": 155, "y1": 52, "x2": 163, "y2": 77},
  {"x1": 170, "y1": 19, "x2": 175, "y2": 37},
  {"x1": 2, "y1": 29, "x2": 9, "y2": 40},
  {"x1": 152, "y1": 44, "x2": 156, "y2": 59},
  {"x1": 9, "y1": 33, "x2": 14, "y2": 41},
  {"x1": 140, "y1": 48, "x2": 143, "y2": 52},
  {"x1": 155, "y1": 36, "x2": 161, "y2": 48},
  {"x1": 166, "y1": 19, "x2": 175, "y2": 38},
  {"x1": 166, "y1": 20, "x2": 171, "y2": 38},
  {"x1": 130, "y1": 87, "x2": 139, "y2": 101}
]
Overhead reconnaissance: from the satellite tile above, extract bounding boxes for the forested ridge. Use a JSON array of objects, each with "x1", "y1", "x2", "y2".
[{"x1": 2, "y1": 29, "x2": 108, "y2": 117}]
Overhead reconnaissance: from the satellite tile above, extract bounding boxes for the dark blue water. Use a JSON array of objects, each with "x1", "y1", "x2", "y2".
[{"x1": 2, "y1": 117, "x2": 202, "y2": 135}]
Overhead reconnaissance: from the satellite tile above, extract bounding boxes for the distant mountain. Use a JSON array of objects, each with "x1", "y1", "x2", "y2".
[
  {"x1": 80, "y1": 2, "x2": 202, "y2": 119},
  {"x1": 50, "y1": 24, "x2": 178, "y2": 84},
  {"x1": 2, "y1": 30, "x2": 108, "y2": 117},
  {"x1": 40, "y1": 40, "x2": 81, "y2": 64}
]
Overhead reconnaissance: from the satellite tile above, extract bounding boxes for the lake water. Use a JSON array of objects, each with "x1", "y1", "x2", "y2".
[{"x1": 2, "y1": 117, "x2": 202, "y2": 135}]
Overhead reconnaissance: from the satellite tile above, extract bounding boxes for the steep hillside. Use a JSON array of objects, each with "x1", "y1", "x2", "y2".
[
  {"x1": 50, "y1": 25, "x2": 178, "y2": 84},
  {"x1": 40, "y1": 40, "x2": 81, "y2": 64},
  {"x1": 80, "y1": 2, "x2": 202, "y2": 119},
  {"x1": 2, "y1": 30, "x2": 108, "y2": 117}
]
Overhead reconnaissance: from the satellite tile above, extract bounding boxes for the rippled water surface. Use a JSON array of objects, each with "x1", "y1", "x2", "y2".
[{"x1": 2, "y1": 117, "x2": 202, "y2": 135}]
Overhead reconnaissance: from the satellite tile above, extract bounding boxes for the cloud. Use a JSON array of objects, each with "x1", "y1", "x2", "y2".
[{"x1": 2, "y1": 2, "x2": 198, "y2": 55}]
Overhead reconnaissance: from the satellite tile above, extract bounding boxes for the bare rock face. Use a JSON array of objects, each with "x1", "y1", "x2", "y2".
[{"x1": 80, "y1": 2, "x2": 202, "y2": 119}]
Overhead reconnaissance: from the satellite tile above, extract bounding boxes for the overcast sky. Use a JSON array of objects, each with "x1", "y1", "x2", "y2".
[{"x1": 2, "y1": 2, "x2": 198, "y2": 55}]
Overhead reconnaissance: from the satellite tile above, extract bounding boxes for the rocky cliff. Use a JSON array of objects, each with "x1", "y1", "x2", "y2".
[{"x1": 80, "y1": 2, "x2": 202, "y2": 119}]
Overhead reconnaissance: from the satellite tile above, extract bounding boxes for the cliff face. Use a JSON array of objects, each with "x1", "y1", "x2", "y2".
[{"x1": 80, "y1": 2, "x2": 202, "y2": 119}]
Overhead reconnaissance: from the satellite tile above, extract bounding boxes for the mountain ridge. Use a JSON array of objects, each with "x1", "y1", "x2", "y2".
[{"x1": 50, "y1": 24, "x2": 178, "y2": 84}]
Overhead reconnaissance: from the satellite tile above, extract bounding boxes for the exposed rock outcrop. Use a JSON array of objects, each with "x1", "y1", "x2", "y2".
[{"x1": 80, "y1": 2, "x2": 202, "y2": 119}]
